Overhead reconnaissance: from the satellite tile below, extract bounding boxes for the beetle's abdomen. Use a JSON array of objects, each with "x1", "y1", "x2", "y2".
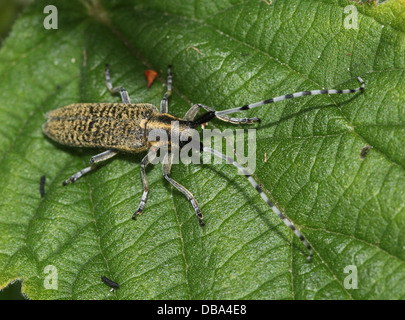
[{"x1": 43, "y1": 103, "x2": 158, "y2": 152}]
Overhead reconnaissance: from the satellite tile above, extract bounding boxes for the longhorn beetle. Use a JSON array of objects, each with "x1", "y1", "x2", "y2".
[{"x1": 42, "y1": 65, "x2": 365, "y2": 260}]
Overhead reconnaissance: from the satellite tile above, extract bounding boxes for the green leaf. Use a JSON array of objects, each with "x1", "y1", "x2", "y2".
[{"x1": 1, "y1": 0, "x2": 404, "y2": 300}]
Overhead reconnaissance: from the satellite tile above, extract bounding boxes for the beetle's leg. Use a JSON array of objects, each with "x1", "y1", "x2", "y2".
[
  {"x1": 162, "y1": 151, "x2": 204, "y2": 226},
  {"x1": 105, "y1": 64, "x2": 131, "y2": 104},
  {"x1": 183, "y1": 104, "x2": 201, "y2": 121},
  {"x1": 184, "y1": 104, "x2": 260, "y2": 124},
  {"x1": 90, "y1": 149, "x2": 119, "y2": 164},
  {"x1": 132, "y1": 148, "x2": 155, "y2": 219},
  {"x1": 63, "y1": 150, "x2": 118, "y2": 186},
  {"x1": 160, "y1": 65, "x2": 172, "y2": 113}
]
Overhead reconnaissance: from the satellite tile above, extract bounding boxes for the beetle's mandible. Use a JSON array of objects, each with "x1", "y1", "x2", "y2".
[{"x1": 43, "y1": 64, "x2": 365, "y2": 260}]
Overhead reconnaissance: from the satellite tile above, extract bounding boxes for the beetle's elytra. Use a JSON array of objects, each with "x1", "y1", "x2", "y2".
[
  {"x1": 43, "y1": 64, "x2": 365, "y2": 260},
  {"x1": 43, "y1": 102, "x2": 190, "y2": 153}
]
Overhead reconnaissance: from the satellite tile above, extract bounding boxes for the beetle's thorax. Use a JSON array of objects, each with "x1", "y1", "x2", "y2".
[{"x1": 146, "y1": 113, "x2": 194, "y2": 148}]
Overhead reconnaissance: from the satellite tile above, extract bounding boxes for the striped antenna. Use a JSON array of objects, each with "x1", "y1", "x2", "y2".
[
  {"x1": 201, "y1": 145, "x2": 313, "y2": 260},
  {"x1": 215, "y1": 77, "x2": 365, "y2": 116}
]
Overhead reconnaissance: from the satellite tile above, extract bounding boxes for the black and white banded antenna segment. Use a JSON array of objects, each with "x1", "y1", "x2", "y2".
[
  {"x1": 201, "y1": 144, "x2": 313, "y2": 260},
  {"x1": 215, "y1": 77, "x2": 365, "y2": 116}
]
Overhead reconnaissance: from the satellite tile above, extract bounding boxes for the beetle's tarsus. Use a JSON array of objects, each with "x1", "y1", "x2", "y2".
[{"x1": 132, "y1": 209, "x2": 143, "y2": 220}]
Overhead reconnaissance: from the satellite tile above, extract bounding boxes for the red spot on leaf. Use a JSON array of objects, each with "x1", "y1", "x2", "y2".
[{"x1": 144, "y1": 70, "x2": 158, "y2": 88}]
